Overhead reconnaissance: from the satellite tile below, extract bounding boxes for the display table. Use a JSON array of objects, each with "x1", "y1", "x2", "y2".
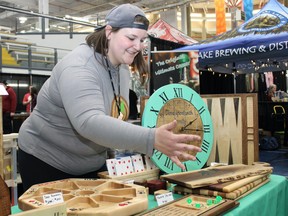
[
  {"x1": 11, "y1": 175, "x2": 288, "y2": 216},
  {"x1": 146, "y1": 174, "x2": 288, "y2": 216},
  {"x1": 223, "y1": 174, "x2": 288, "y2": 216}
]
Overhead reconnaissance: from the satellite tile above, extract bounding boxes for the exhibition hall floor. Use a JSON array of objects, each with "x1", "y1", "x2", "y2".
[{"x1": 259, "y1": 147, "x2": 288, "y2": 177}]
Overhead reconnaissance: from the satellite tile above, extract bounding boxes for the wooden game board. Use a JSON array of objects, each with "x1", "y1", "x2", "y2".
[
  {"x1": 205, "y1": 174, "x2": 268, "y2": 192},
  {"x1": 161, "y1": 164, "x2": 273, "y2": 189},
  {"x1": 18, "y1": 178, "x2": 149, "y2": 216},
  {"x1": 173, "y1": 174, "x2": 270, "y2": 200},
  {"x1": 137, "y1": 194, "x2": 239, "y2": 216}
]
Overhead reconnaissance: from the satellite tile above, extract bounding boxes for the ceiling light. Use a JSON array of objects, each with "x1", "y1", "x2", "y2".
[{"x1": 19, "y1": 17, "x2": 27, "y2": 24}]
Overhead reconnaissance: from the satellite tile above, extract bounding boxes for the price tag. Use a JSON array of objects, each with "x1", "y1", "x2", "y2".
[
  {"x1": 155, "y1": 192, "x2": 174, "y2": 206},
  {"x1": 43, "y1": 192, "x2": 64, "y2": 205}
]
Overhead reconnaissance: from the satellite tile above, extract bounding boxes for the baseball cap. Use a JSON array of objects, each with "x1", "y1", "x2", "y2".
[{"x1": 104, "y1": 4, "x2": 149, "y2": 30}]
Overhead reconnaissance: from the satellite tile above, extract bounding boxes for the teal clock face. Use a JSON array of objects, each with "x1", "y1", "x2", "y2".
[{"x1": 142, "y1": 84, "x2": 213, "y2": 174}]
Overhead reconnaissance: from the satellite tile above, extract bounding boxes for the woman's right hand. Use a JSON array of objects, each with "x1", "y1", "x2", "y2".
[{"x1": 154, "y1": 120, "x2": 202, "y2": 171}]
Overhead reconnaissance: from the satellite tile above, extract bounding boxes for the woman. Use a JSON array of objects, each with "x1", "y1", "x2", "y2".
[
  {"x1": 22, "y1": 86, "x2": 32, "y2": 113},
  {"x1": 22, "y1": 86, "x2": 38, "y2": 113},
  {"x1": 18, "y1": 4, "x2": 201, "y2": 191},
  {"x1": 266, "y1": 84, "x2": 277, "y2": 101}
]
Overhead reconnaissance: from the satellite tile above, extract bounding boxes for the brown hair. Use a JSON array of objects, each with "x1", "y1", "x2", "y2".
[{"x1": 86, "y1": 24, "x2": 149, "y2": 85}]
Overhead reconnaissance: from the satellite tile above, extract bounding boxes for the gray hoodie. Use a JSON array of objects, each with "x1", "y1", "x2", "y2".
[{"x1": 18, "y1": 44, "x2": 154, "y2": 175}]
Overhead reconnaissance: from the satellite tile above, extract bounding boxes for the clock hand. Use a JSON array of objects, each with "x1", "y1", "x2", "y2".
[
  {"x1": 182, "y1": 128, "x2": 204, "y2": 132},
  {"x1": 180, "y1": 117, "x2": 198, "y2": 131}
]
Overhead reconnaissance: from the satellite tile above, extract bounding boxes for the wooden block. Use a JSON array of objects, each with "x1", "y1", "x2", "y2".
[{"x1": 147, "y1": 179, "x2": 167, "y2": 195}]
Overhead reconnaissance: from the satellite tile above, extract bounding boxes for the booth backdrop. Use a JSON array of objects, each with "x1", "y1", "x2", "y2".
[{"x1": 178, "y1": 0, "x2": 288, "y2": 74}]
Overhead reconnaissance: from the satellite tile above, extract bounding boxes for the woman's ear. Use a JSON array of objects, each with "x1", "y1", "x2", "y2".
[{"x1": 105, "y1": 25, "x2": 112, "y2": 39}]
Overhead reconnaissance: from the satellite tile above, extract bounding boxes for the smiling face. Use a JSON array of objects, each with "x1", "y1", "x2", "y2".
[{"x1": 105, "y1": 26, "x2": 148, "y2": 66}]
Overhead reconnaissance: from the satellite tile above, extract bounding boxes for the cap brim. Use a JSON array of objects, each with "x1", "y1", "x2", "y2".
[{"x1": 94, "y1": 25, "x2": 106, "y2": 31}]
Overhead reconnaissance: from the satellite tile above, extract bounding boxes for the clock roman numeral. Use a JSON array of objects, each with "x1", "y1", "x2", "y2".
[
  {"x1": 201, "y1": 139, "x2": 210, "y2": 154},
  {"x1": 159, "y1": 91, "x2": 169, "y2": 104},
  {"x1": 189, "y1": 93, "x2": 194, "y2": 103},
  {"x1": 181, "y1": 163, "x2": 188, "y2": 172},
  {"x1": 173, "y1": 87, "x2": 183, "y2": 98},
  {"x1": 196, "y1": 156, "x2": 201, "y2": 166},
  {"x1": 153, "y1": 150, "x2": 163, "y2": 160},
  {"x1": 198, "y1": 106, "x2": 205, "y2": 115},
  {"x1": 164, "y1": 157, "x2": 174, "y2": 170},
  {"x1": 153, "y1": 150, "x2": 174, "y2": 171},
  {"x1": 203, "y1": 125, "x2": 211, "y2": 133},
  {"x1": 149, "y1": 106, "x2": 159, "y2": 116}
]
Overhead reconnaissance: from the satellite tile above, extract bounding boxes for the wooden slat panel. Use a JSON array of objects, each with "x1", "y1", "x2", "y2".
[{"x1": 202, "y1": 93, "x2": 258, "y2": 165}]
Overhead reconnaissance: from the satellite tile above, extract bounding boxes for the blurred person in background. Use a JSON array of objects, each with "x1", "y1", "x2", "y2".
[
  {"x1": 23, "y1": 86, "x2": 38, "y2": 113},
  {"x1": 1, "y1": 80, "x2": 17, "y2": 134}
]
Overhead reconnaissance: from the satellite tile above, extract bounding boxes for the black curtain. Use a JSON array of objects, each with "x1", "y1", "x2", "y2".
[
  {"x1": 149, "y1": 35, "x2": 186, "y2": 51},
  {"x1": 273, "y1": 71, "x2": 286, "y2": 92},
  {"x1": 149, "y1": 36, "x2": 236, "y2": 94},
  {"x1": 199, "y1": 70, "x2": 234, "y2": 94}
]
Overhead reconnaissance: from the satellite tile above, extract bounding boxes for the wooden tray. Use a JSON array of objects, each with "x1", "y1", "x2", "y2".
[
  {"x1": 18, "y1": 178, "x2": 148, "y2": 216},
  {"x1": 137, "y1": 194, "x2": 239, "y2": 216},
  {"x1": 161, "y1": 163, "x2": 273, "y2": 189},
  {"x1": 98, "y1": 168, "x2": 159, "y2": 182}
]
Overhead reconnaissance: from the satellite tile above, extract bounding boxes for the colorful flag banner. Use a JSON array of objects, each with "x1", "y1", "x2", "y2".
[
  {"x1": 243, "y1": 0, "x2": 253, "y2": 20},
  {"x1": 215, "y1": 0, "x2": 227, "y2": 34}
]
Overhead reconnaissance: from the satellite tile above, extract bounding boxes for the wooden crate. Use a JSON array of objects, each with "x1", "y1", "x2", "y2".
[{"x1": 202, "y1": 93, "x2": 259, "y2": 165}]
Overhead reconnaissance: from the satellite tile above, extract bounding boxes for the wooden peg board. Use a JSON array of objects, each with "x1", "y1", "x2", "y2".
[
  {"x1": 18, "y1": 178, "x2": 149, "y2": 216},
  {"x1": 137, "y1": 194, "x2": 239, "y2": 216}
]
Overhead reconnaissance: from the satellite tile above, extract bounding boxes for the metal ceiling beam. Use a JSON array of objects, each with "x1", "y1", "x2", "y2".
[{"x1": 0, "y1": 5, "x2": 96, "y2": 27}]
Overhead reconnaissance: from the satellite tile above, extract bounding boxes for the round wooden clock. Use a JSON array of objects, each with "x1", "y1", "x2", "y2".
[{"x1": 142, "y1": 83, "x2": 214, "y2": 174}]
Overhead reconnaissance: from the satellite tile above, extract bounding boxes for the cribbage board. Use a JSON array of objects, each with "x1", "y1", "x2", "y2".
[
  {"x1": 18, "y1": 178, "x2": 148, "y2": 216},
  {"x1": 137, "y1": 194, "x2": 239, "y2": 216}
]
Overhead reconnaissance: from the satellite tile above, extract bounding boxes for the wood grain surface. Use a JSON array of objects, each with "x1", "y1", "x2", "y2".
[
  {"x1": 161, "y1": 164, "x2": 273, "y2": 188},
  {"x1": 173, "y1": 175, "x2": 269, "y2": 200},
  {"x1": 137, "y1": 194, "x2": 239, "y2": 216}
]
